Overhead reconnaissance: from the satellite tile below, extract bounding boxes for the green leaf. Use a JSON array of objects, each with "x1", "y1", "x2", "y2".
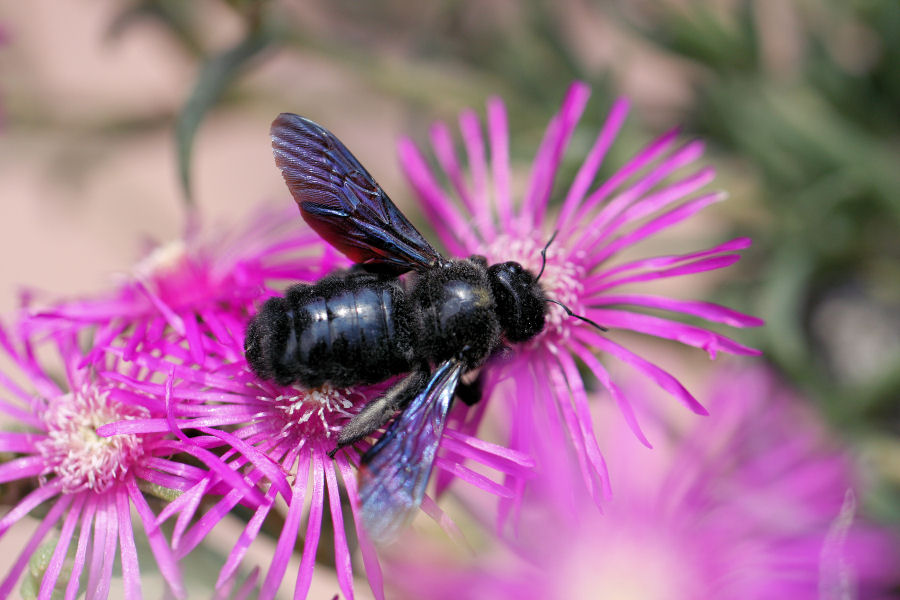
[{"x1": 175, "y1": 28, "x2": 273, "y2": 205}]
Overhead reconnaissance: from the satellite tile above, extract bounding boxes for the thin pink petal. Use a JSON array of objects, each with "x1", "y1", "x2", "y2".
[
  {"x1": 577, "y1": 163, "x2": 715, "y2": 256},
  {"x1": 294, "y1": 452, "x2": 326, "y2": 600},
  {"x1": 38, "y1": 493, "x2": 86, "y2": 600},
  {"x1": 0, "y1": 461, "x2": 55, "y2": 509},
  {"x1": 573, "y1": 126, "x2": 682, "y2": 224},
  {"x1": 566, "y1": 338, "x2": 652, "y2": 448},
  {"x1": 420, "y1": 494, "x2": 469, "y2": 549},
  {"x1": 575, "y1": 328, "x2": 708, "y2": 415},
  {"x1": 324, "y1": 458, "x2": 355, "y2": 600},
  {"x1": 588, "y1": 294, "x2": 764, "y2": 328},
  {"x1": 588, "y1": 308, "x2": 762, "y2": 358},
  {"x1": 260, "y1": 452, "x2": 310, "y2": 600},
  {"x1": 553, "y1": 349, "x2": 612, "y2": 499},
  {"x1": 587, "y1": 191, "x2": 727, "y2": 269},
  {"x1": 440, "y1": 429, "x2": 535, "y2": 475},
  {"x1": 0, "y1": 494, "x2": 72, "y2": 598},
  {"x1": 542, "y1": 359, "x2": 605, "y2": 505},
  {"x1": 397, "y1": 138, "x2": 476, "y2": 255},
  {"x1": 434, "y1": 456, "x2": 514, "y2": 497},
  {"x1": 558, "y1": 96, "x2": 630, "y2": 234},
  {"x1": 586, "y1": 254, "x2": 743, "y2": 296},
  {"x1": 126, "y1": 475, "x2": 186, "y2": 598},
  {"x1": 94, "y1": 496, "x2": 119, "y2": 600},
  {"x1": 65, "y1": 496, "x2": 98, "y2": 600},
  {"x1": 85, "y1": 497, "x2": 108, "y2": 600},
  {"x1": 115, "y1": 487, "x2": 142, "y2": 600},
  {"x1": 460, "y1": 109, "x2": 496, "y2": 240},
  {"x1": 216, "y1": 488, "x2": 277, "y2": 588},
  {"x1": 487, "y1": 96, "x2": 512, "y2": 230},
  {"x1": 0, "y1": 432, "x2": 40, "y2": 453},
  {"x1": 430, "y1": 121, "x2": 475, "y2": 222},
  {"x1": 337, "y1": 454, "x2": 385, "y2": 600},
  {"x1": 521, "y1": 81, "x2": 590, "y2": 229}
]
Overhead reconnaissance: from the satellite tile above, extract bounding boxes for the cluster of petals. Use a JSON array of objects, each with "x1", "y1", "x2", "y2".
[
  {"x1": 99, "y1": 319, "x2": 535, "y2": 600},
  {"x1": 386, "y1": 367, "x2": 900, "y2": 599},
  {"x1": 21, "y1": 207, "x2": 342, "y2": 367},
  {"x1": 0, "y1": 324, "x2": 232, "y2": 599},
  {"x1": 399, "y1": 81, "x2": 763, "y2": 505}
]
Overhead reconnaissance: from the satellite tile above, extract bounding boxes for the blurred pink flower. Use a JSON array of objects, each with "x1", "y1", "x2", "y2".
[
  {"x1": 0, "y1": 326, "x2": 242, "y2": 599},
  {"x1": 98, "y1": 297, "x2": 533, "y2": 600},
  {"x1": 23, "y1": 207, "x2": 341, "y2": 367},
  {"x1": 387, "y1": 367, "x2": 900, "y2": 600},
  {"x1": 399, "y1": 81, "x2": 763, "y2": 506}
]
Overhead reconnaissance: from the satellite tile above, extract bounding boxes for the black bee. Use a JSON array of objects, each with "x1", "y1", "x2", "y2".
[{"x1": 245, "y1": 114, "x2": 602, "y2": 541}]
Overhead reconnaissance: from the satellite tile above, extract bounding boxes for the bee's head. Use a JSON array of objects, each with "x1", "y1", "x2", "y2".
[
  {"x1": 487, "y1": 231, "x2": 609, "y2": 344},
  {"x1": 487, "y1": 261, "x2": 547, "y2": 343}
]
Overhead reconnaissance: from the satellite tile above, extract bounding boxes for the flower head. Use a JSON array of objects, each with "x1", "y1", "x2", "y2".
[
  {"x1": 22, "y1": 207, "x2": 343, "y2": 366},
  {"x1": 0, "y1": 325, "x2": 216, "y2": 599},
  {"x1": 399, "y1": 81, "x2": 763, "y2": 506},
  {"x1": 101, "y1": 322, "x2": 533, "y2": 600},
  {"x1": 387, "y1": 366, "x2": 900, "y2": 599}
]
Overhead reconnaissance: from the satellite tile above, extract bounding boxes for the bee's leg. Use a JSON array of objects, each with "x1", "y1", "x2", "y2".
[
  {"x1": 454, "y1": 371, "x2": 484, "y2": 407},
  {"x1": 328, "y1": 367, "x2": 430, "y2": 458}
]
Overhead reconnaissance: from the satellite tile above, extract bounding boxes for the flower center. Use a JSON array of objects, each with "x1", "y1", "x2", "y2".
[
  {"x1": 483, "y1": 233, "x2": 586, "y2": 343},
  {"x1": 267, "y1": 384, "x2": 366, "y2": 446},
  {"x1": 37, "y1": 386, "x2": 149, "y2": 493}
]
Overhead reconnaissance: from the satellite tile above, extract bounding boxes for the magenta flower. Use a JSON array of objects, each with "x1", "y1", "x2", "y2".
[
  {"x1": 386, "y1": 366, "x2": 900, "y2": 599},
  {"x1": 99, "y1": 325, "x2": 533, "y2": 600},
  {"x1": 399, "y1": 81, "x2": 763, "y2": 505},
  {"x1": 22, "y1": 207, "x2": 341, "y2": 367},
  {"x1": 0, "y1": 325, "x2": 234, "y2": 599}
]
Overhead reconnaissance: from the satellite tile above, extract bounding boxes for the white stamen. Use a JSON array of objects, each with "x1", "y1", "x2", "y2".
[{"x1": 37, "y1": 386, "x2": 149, "y2": 493}]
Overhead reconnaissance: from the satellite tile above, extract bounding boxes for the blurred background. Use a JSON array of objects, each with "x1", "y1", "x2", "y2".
[{"x1": 0, "y1": 0, "x2": 898, "y2": 595}]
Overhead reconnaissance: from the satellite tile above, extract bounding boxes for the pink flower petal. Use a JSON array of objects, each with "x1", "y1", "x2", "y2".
[
  {"x1": 397, "y1": 138, "x2": 475, "y2": 255},
  {"x1": 37, "y1": 493, "x2": 86, "y2": 600},
  {"x1": 566, "y1": 338, "x2": 652, "y2": 448},
  {"x1": 116, "y1": 487, "x2": 142, "y2": 600},
  {"x1": 0, "y1": 494, "x2": 72, "y2": 598},
  {"x1": 126, "y1": 475, "x2": 186, "y2": 598},
  {"x1": 575, "y1": 328, "x2": 708, "y2": 415},
  {"x1": 324, "y1": 458, "x2": 355, "y2": 600},
  {"x1": 259, "y1": 451, "x2": 310, "y2": 600},
  {"x1": 588, "y1": 294, "x2": 764, "y2": 328},
  {"x1": 587, "y1": 191, "x2": 727, "y2": 269},
  {"x1": 588, "y1": 308, "x2": 762, "y2": 358},
  {"x1": 558, "y1": 96, "x2": 630, "y2": 234},
  {"x1": 0, "y1": 455, "x2": 46, "y2": 484},
  {"x1": 294, "y1": 451, "x2": 326, "y2": 600},
  {"x1": 487, "y1": 96, "x2": 512, "y2": 230},
  {"x1": 64, "y1": 496, "x2": 98, "y2": 600},
  {"x1": 573, "y1": 125, "x2": 681, "y2": 224},
  {"x1": 521, "y1": 81, "x2": 591, "y2": 229},
  {"x1": 337, "y1": 455, "x2": 385, "y2": 600},
  {"x1": 460, "y1": 109, "x2": 495, "y2": 240}
]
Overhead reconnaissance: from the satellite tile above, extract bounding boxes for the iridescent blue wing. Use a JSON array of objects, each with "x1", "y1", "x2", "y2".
[
  {"x1": 271, "y1": 114, "x2": 445, "y2": 274},
  {"x1": 358, "y1": 359, "x2": 464, "y2": 543}
]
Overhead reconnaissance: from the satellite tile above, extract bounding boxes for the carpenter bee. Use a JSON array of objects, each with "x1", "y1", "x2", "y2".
[{"x1": 245, "y1": 114, "x2": 603, "y2": 542}]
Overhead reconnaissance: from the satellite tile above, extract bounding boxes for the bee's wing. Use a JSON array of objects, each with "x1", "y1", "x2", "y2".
[
  {"x1": 358, "y1": 359, "x2": 464, "y2": 544},
  {"x1": 271, "y1": 114, "x2": 445, "y2": 274}
]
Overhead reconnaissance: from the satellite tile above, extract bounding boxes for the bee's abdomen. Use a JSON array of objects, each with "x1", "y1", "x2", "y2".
[{"x1": 245, "y1": 277, "x2": 414, "y2": 388}]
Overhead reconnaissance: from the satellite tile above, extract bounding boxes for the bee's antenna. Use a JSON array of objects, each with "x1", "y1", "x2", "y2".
[
  {"x1": 545, "y1": 298, "x2": 608, "y2": 332},
  {"x1": 536, "y1": 230, "x2": 559, "y2": 282}
]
